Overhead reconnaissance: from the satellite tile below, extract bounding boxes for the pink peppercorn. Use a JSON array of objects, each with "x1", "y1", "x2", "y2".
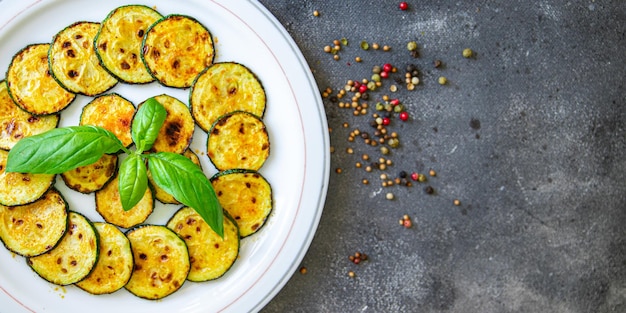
[
  {"x1": 359, "y1": 84, "x2": 368, "y2": 93},
  {"x1": 380, "y1": 71, "x2": 389, "y2": 79},
  {"x1": 399, "y1": 2, "x2": 409, "y2": 11},
  {"x1": 390, "y1": 99, "x2": 400, "y2": 106},
  {"x1": 382, "y1": 63, "x2": 393, "y2": 73},
  {"x1": 382, "y1": 117, "x2": 391, "y2": 126},
  {"x1": 399, "y1": 111, "x2": 409, "y2": 121},
  {"x1": 411, "y1": 172, "x2": 418, "y2": 181}
]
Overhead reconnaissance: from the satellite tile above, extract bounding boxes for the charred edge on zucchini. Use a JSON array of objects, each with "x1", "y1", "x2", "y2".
[
  {"x1": 80, "y1": 93, "x2": 136, "y2": 148},
  {"x1": 61, "y1": 153, "x2": 118, "y2": 194},
  {"x1": 0, "y1": 149, "x2": 56, "y2": 207}
]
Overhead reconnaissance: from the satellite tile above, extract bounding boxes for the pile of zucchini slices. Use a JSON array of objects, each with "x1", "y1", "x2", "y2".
[{"x1": 0, "y1": 4, "x2": 272, "y2": 300}]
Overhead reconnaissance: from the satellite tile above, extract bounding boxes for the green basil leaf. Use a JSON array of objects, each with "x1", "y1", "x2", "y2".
[
  {"x1": 147, "y1": 152, "x2": 224, "y2": 237},
  {"x1": 118, "y1": 154, "x2": 148, "y2": 211},
  {"x1": 6, "y1": 125, "x2": 125, "y2": 174},
  {"x1": 132, "y1": 97, "x2": 167, "y2": 153}
]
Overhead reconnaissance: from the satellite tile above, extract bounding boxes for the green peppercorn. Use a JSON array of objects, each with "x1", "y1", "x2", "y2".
[
  {"x1": 360, "y1": 41, "x2": 370, "y2": 50},
  {"x1": 438, "y1": 76, "x2": 448, "y2": 85},
  {"x1": 367, "y1": 81, "x2": 377, "y2": 90},
  {"x1": 371, "y1": 73, "x2": 381, "y2": 83},
  {"x1": 388, "y1": 138, "x2": 400, "y2": 148},
  {"x1": 381, "y1": 146, "x2": 390, "y2": 155},
  {"x1": 372, "y1": 65, "x2": 381, "y2": 74},
  {"x1": 393, "y1": 104, "x2": 404, "y2": 113},
  {"x1": 376, "y1": 102, "x2": 384, "y2": 111},
  {"x1": 407, "y1": 41, "x2": 418, "y2": 51},
  {"x1": 463, "y1": 48, "x2": 473, "y2": 58}
]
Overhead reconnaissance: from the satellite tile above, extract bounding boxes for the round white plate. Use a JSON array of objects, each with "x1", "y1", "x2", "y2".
[{"x1": 0, "y1": 0, "x2": 329, "y2": 312}]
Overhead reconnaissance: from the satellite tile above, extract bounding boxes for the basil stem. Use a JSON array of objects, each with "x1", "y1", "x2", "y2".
[
  {"x1": 132, "y1": 97, "x2": 167, "y2": 153},
  {"x1": 118, "y1": 154, "x2": 149, "y2": 211}
]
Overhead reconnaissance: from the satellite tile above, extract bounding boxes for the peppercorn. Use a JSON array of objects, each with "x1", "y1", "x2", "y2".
[
  {"x1": 434, "y1": 60, "x2": 442, "y2": 68},
  {"x1": 407, "y1": 41, "x2": 418, "y2": 51},
  {"x1": 463, "y1": 48, "x2": 473, "y2": 58},
  {"x1": 429, "y1": 169, "x2": 436, "y2": 177},
  {"x1": 454, "y1": 199, "x2": 461, "y2": 206},
  {"x1": 399, "y1": 2, "x2": 408, "y2": 10},
  {"x1": 425, "y1": 186, "x2": 434, "y2": 194},
  {"x1": 386, "y1": 192, "x2": 394, "y2": 200},
  {"x1": 399, "y1": 171, "x2": 407, "y2": 178},
  {"x1": 313, "y1": 10, "x2": 320, "y2": 17},
  {"x1": 438, "y1": 76, "x2": 447, "y2": 85}
]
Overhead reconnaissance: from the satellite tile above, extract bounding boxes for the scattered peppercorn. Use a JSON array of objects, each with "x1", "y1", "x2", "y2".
[
  {"x1": 454, "y1": 199, "x2": 461, "y2": 206},
  {"x1": 399, "y1": 2, "x2": 409, "y2": 10},
  {"x1": 425, "y1": 186, "x2": 435, "y2": 194},
  {"x1": 429, "y1": 169, "x2": 436, "y2": 177},
  {"x1": 299, "y1": 266, "x2": 308, "y2": 274},
  {"x1": 386, "y1": 192, "x2": 394, "y2": 200},
  {"x1": 438, "y1": 76, "x2": 448, "y2": 85},
  {"x1": 463, "y1": 48, "x2": 473, "y2": 58},
  {"x1": 406, "y1": 41, "x2": 417, "y2": 51},
  {"x1": 313, "y1": 10, "x2": 320, "y2": 17},
  {"x1": 399, "y1": 214, "x2": 412, "y2": 228}
]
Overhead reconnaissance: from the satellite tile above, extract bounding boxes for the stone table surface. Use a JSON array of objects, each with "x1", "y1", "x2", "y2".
[{"x1": 256, "y1": 1, "x2": 626, "y2": 313}]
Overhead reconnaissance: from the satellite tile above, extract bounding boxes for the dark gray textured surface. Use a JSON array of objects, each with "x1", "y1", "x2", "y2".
[{"x1": 257, "y1": 1, "x2": 626, "y2": 312}]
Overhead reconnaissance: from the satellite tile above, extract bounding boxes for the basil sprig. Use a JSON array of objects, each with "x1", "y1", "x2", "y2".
[{"x1": 6, "y1": 97, "x2": 224, "y2": 237}]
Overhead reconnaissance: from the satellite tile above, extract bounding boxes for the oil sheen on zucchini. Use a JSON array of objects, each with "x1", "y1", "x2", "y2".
[
  {"x1": 0, "y1": 188, "x2": 68, "y2": 257},
  {"x1": 149, "y1": 149, "x2": 201, "y2": 204},
  {"x1": 190, "y1": 62, "x2": 266, "y2": 132},
  {"x1": 0, "y1": 80, "x2": 59, "y2": 150},
  {"x1": 6, "y1": 43, "x2": 76, "y2": 115},
  {"x1": 210, "y1": 169, "x2": 273, "y2": 237},
  {"x1": 207, "y1": 111, "x2": 270, "y2": 171},
  {"x1": 144, "y1": 94, "x2": 195, "y2": 154},
  {"x1": 49, "y1": 22, "x2": 118, "y2": 96},
  {"x1": 141, "y1": 15, "x2": 214, "y2": 88},
  {"x1": 0, "y1": 149, "x2": 55, "y2": 207},
  {"x1": 80, "y1": 93, "x2": 135, "y2": 148},
  {"x1": 95, "y1": 5, "x2": 163, "y2": 84},
  {"x1": 61, "y1": 154, "x2": 117, "y2": 194},
  {"x1": 167, "y1": 207, "x2": 239, "y2": 282},
  {"x1": 75, "y1": 222, "x2": 133, "y2": 295},
  {"x1": 125, "y1": 225, "x2": 190, "y2": 300},
  {"x1": 27, "y1": 211, "x2": 99, "y2": 286},
  {"x1": 95, "y1": 172, "x2": 154, "y2": 229}
]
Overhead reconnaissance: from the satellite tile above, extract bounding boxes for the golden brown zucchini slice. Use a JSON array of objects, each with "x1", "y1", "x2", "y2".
[
  {"x1": 142, "y1": 94, "x2": 194, "y2": 154},
  {"x1": 141, "y1": 15, "x2": 214, "y2": 88},
  {"x1": 6, "y1": 43, "x2": 76, "y2": 115},
  {"x1": 95, "y1": 5, "x2": 163, "y2": 84},
  {"x1": 190, "y1": 62, "x2": 266, "y2": 132},
  {"x1": 125, "y1": 225, "x2": 190, "y2": 300},
  {"x1": 95, "y1": 172, "x2": 153, "y2": 229},
  {"x1": 27, "y1": 211, "x2": 99, "y2": 286},
  {"x1": 0, "y1": 149, "x2": 55, "y2": 206},
  {"x1": 79, "y1": 93, "x2": 135, "y2": 148},
  {"x1": 148, "y1": 149, "x2": 201, "y2": 204},
  {"x1": 0, "y1": 188, "x2": 68, "y2": 257},
  {"x1": 49, "y1": 21, "x2": 118, "y2": 96},
  {"x1": 207, "y1": 111, "x2": 270, "y2": 171},
  {"x1": 75, "y1": 222, "x2": 134, "y2": 295},
  {"x1": 0, "y1": 80, "x2": 59, "y2": 150},
  {"x1": 61, "y1": 154, "x2": 117, "y2": 194},
  {"x1": 210, "y1": 169, "x2": 273, "y2": 237},
  {"x1": 166, "y1": 207, "x2": 239, "y2": 282}
]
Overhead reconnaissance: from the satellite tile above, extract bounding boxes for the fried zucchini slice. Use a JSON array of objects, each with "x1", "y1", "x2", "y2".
[
  {"x1": 207, "y1": 111, "x2": 270, "y2": 171},
  {"x1": 210, "y1": 169, "x2": 273, "y2": 237},
  {"x1": 141, "y1": 15, "x2": 214, "y2": 88},
  {"x1": 6, "y1": 43, "x2": 76, "y2": 115},
  {"x1": 27, "y1": 211, "x2": 99, "y2": 286},
  {"x1": 125, "y1": 225, "x2": 190, "y2": 300},
  {"x1": 95, "y1": 5, "x2": 163, "y2": 84},
  {"x1": 167, "y1": 207, "x2": 239, "y2": 282},
  {"x1": 0, "y1": 80, "x2": 59, "y2": 150},
  {"x1": 61, "y1": 154, "x2": 117, "y2": 194},
  {"x1": 95, "y1": 173, "x2": 154, "y2": 229},
  {"x1": 75, "y1": 222, "x2": 133, "y2": 295},
  {"x1": 80, "y1": 93, "x2": 135, "y2": 147},
  {"x1": 49, "y1": 22, "x2": 118, "y2": 96},
  {"x1": 148, "y1": 149, "x2": 201, "y2": 204},
  {"x1": 0, "y1": 149, "x2": 55, "y2": 206},
  {"x1": 0, "y1": 188, "x2": 68, "y2": 257},
  {"x1": 190, "y1": 62, "x2": 266, "y2": 132},
  {"x1": 142, "y1": 94, "x2": 194, "y2": 154}
]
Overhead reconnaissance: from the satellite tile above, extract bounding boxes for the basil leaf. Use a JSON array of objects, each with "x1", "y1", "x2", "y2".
[
  {"x1": 6, "y1": 125, "x2": 125, "y2": 174},
  {"x1": 132, "y1": 97, "x2": 167, "y2": 153},
  {"x1": 147, "y1": 152, "x2": 224, "y2": 237},
  {"x1": 118, "y1": 154, "x2": 148, "y2": 211}
]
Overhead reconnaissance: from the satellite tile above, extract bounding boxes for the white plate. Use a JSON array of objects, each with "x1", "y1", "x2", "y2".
[{"x1": 0, "y1": 0, "x2": 329, "y2": 312}]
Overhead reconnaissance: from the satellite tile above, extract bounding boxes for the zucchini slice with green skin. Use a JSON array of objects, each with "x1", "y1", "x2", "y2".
[
  {"x1": 79, "y1": 93, "x2": 135, "y2": 148},
  {"x1": 141, "y1": 94, "x2": 194, "y2": 154},
  {"x1": 0, "y1": 188, "x2": 68, "y2": 257},
  {"x1": 207, "y1": 111, "x2": 270, "y2": 171},
  {"x1": 125, "y1": 225, "x2": 190, "y2": 300},
  {"x1": 0, "y1": 80, "x2": 59, "y2": 150},
  {"x1": 190, "y1": 62, "x2": 266, "y2": 132},
  {"x1": 0, "y1": 149, "x2": 55, "y2": 206},
  {"x1": 75, "y1": 222, "x2": 133, "y2": 295},
  {"x1": 61, "y1": 154, "x2": 117, "y2": 194},
  {"x1": 141, "y1": 14, "x2": 214, "y2": 88},
  {"x1": 95, "y1": 172, "x2": 154, "y2": 229},
  {"x1": 95, "y1": 5, "x2": 163, "y2": 84},
  {"x1": 166, "y1": 207, "x2": 239, "y2": 282},
  {"x1": 210, "y1": 169, "x2": 273, "y2": 237},
  {"x1": 149, "y1": 149, "x2": 201, "y2": 204},
  {"x1": 6, "y1": 43, "x2": 76, "y2": 115},
  {"x1": 49, "y1": 21, "x2": 118, "y2": 96},
  {"x1": 27, "y1": 211, "x2": 99, "y2": 286}
]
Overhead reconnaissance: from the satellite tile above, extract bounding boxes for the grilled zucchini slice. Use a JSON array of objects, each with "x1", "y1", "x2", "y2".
[
  {"x1": 0, "y1": 149, "x2": 55, "y2": 206},
  {"x1": 141, "y1": 15, "x2": 214, "y2": 88},
  {"x1": 149, "y1": 149, "x2": 201, "y2": 204},
  {"x1": 95, "y1": 5, "x2": 163, "y2": 84},
  {"x1": 210, "y1": 169, "x2": 273, "y2": 237},
  {"x1": 61, "y1": 154, "x2": 117, "y2": 194},
  {"x1": 0, "y1": 188, "x2": 68, "y2": 257},
  {"x1": 6, "y1": 43, "x2": 76, "y2": 115},
  {"x1": 125, "y1": 225, "x2": 190, "y2": 300},
  {"x1": 207, "y1": 111, "x2": 270, "y2": 171},
  {"x1": 190, "y1": 62, "x2": 266, "y2": 132},
  {"x1": 79, "y1": 93, "x2": 135, "y2": 148},
  {"x1": 142, "y1": 94, "x2": 194, "y2": 154},
  {"x1": 49, "y1": 22, "x2": 118, "y2": 96},
  {"x1": 95, "y1": 172, "x2": 154, "y2": 229},
  {"x1": 0, "y1": 80, "x2": 59, "y2": 150},
  {"x1": 75, "y1": 222, "x2": 133, "y2": 295},
  {"x1": 27, "y1": 211, "x2": 99, "y2": 286},
  {"x1": 167, "y1": 207, "x2": 239, "y2": 282}
]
